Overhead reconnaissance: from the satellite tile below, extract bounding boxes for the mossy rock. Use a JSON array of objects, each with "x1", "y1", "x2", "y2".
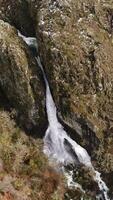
[
  {"x1": 0, "y1": 0, "x2": 35, "y2": 36},
  {"x1": 36, "y1": 0, "x2": 113, "y2": 173},
  {"x1": 0, "y1": 20, "x2": 45, "y2": 131}
]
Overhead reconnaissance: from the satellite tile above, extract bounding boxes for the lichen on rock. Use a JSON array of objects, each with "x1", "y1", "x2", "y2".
[
  {"x1": 0, "y1": 0, "x2": 113, "y2": 199},
  {"x1": 0, "y1": 19, "x2": 45, "y2": 132},
  {"x1": 0, "y1": 0, "x2": 35, "y2": 36},
  {"x1": 36, "y1": 0, "x2": 113, "y2": 175}
]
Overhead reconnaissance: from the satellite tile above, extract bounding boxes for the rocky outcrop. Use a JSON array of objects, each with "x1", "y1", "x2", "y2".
[
  {"x1": 36, "y1": 0, "x2": 113, "y2": 172},
  {"x1": 65, "y1": 165, "x2": 99, "y2": 200},
  {"x1": 0, "y1": 0, "x2": 113, "y2": 198},
  {"x1": 0, "y1": 0, "x2": 35, "y2": 36},
  {"x1": 0, "y1": 20, "x2": 45, "y2": 133}
]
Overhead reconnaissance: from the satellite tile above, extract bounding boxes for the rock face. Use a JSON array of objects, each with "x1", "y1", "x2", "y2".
[
  {"x1": 0, "y1": 20, "x2": 45, "y2": 132},
  {"x1": 0, "y1": 0, "x2": 35, "y2": 36},
  {"x1": 0, "y1": 0, "x2": 113, "y2": 198},
  {"x1": 36, "y1": 0, "x2": 113, "y2": 172}
]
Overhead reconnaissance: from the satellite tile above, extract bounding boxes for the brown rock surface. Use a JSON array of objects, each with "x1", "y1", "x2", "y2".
[
  {"x1": 0, "y1": 0, "x2": 35, "y2": 36},
  {"x1": 36, "y1": 0, "x2": 113, "y2": 173},
  {"x1": 0, "y1": 19, "x2": 45, "y2": 132},
  {"x1": 0, "y1": 0, "x2": 113, "y2": 198}
]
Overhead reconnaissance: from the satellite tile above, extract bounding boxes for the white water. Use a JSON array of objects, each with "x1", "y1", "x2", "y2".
[
  {"x1": 65, "y1": 170, "x2": 85, "y2": 193},
  {"x1": 18, "y1": 31, "x2": 38, "y2": 50},
  {"x1": 37, "y1": 57, "x2": 92, "y2": 167},
  {"x1": 37, "y1": 56, "x2": 110, "y2": 200},
  {"x1": 18, "y1": 32, "x2": 110, "y2": 200}
]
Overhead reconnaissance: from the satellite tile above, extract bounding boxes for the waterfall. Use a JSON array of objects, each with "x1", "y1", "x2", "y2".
[
  {"x1": 37, "y1": 56, "x2": 110, "y2": 200},
  {"x1": 18, "y1": 32, "x2": 110, "y2": 200}
]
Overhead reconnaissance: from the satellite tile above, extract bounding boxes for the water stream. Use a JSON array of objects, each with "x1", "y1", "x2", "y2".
[{"x1": 18, "y1": 32, "x2": 110, "y2": 200}]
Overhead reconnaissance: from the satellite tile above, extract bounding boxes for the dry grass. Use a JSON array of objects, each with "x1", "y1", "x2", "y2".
[{"x1": 0, "y1": 110, "x2": 65, "y2": 200}]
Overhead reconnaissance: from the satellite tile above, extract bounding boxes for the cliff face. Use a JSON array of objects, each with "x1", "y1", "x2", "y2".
[
  {"x1": 0, "y1": 0, "x2": 113, "y2": 199},
  {"x1": 36, "y1": 0, "x2": 113, "y2": 172},
  {"x1": 0, "y1": 20, "x2": 46, "y2": 132},
  {"x1": 0, "y1": 0, "x2": 35, "y2": 36}
]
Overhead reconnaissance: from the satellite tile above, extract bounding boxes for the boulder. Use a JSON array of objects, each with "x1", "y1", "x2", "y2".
[
  {"x1": 0, "y1": 20, "x2": 45, "y2": 133},
  {"x1": 0, "y1": 0, "x2": 35, "y2": 36}
]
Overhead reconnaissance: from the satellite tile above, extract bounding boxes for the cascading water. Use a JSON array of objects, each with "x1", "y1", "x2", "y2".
[
  {"x1": 36, "y1": 56, "x2": 92, "y2": 167},
  {"x1": 18, "y1": 32, "x2": 110, "y2": 200},
  {"x1": 37, "y1": 56, "x2": 110, "y2": 200}
]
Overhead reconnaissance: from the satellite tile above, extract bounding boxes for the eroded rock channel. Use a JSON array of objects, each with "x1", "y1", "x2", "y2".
[{"x1": 0, "y1": 0, "x2": 113, "y2": 199}]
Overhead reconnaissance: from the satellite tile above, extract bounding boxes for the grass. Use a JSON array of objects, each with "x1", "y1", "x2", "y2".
[{"x1": 0, "y1": 110, "x2": 65, "y2": 200}]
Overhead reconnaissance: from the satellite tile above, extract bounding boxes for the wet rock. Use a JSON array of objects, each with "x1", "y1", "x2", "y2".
[
  {"x1": 102, "y1": 171, "x2": 113, "y2": 198},
  {"x1": 65, "y1": 165, "x2": 99, "y2": 200},
  {"x1": 36, "y1": 0, "x2": 113, "y2": 170},
  {"x1": 0, "y1": 20, "x2": 45, "y2": 133}
]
